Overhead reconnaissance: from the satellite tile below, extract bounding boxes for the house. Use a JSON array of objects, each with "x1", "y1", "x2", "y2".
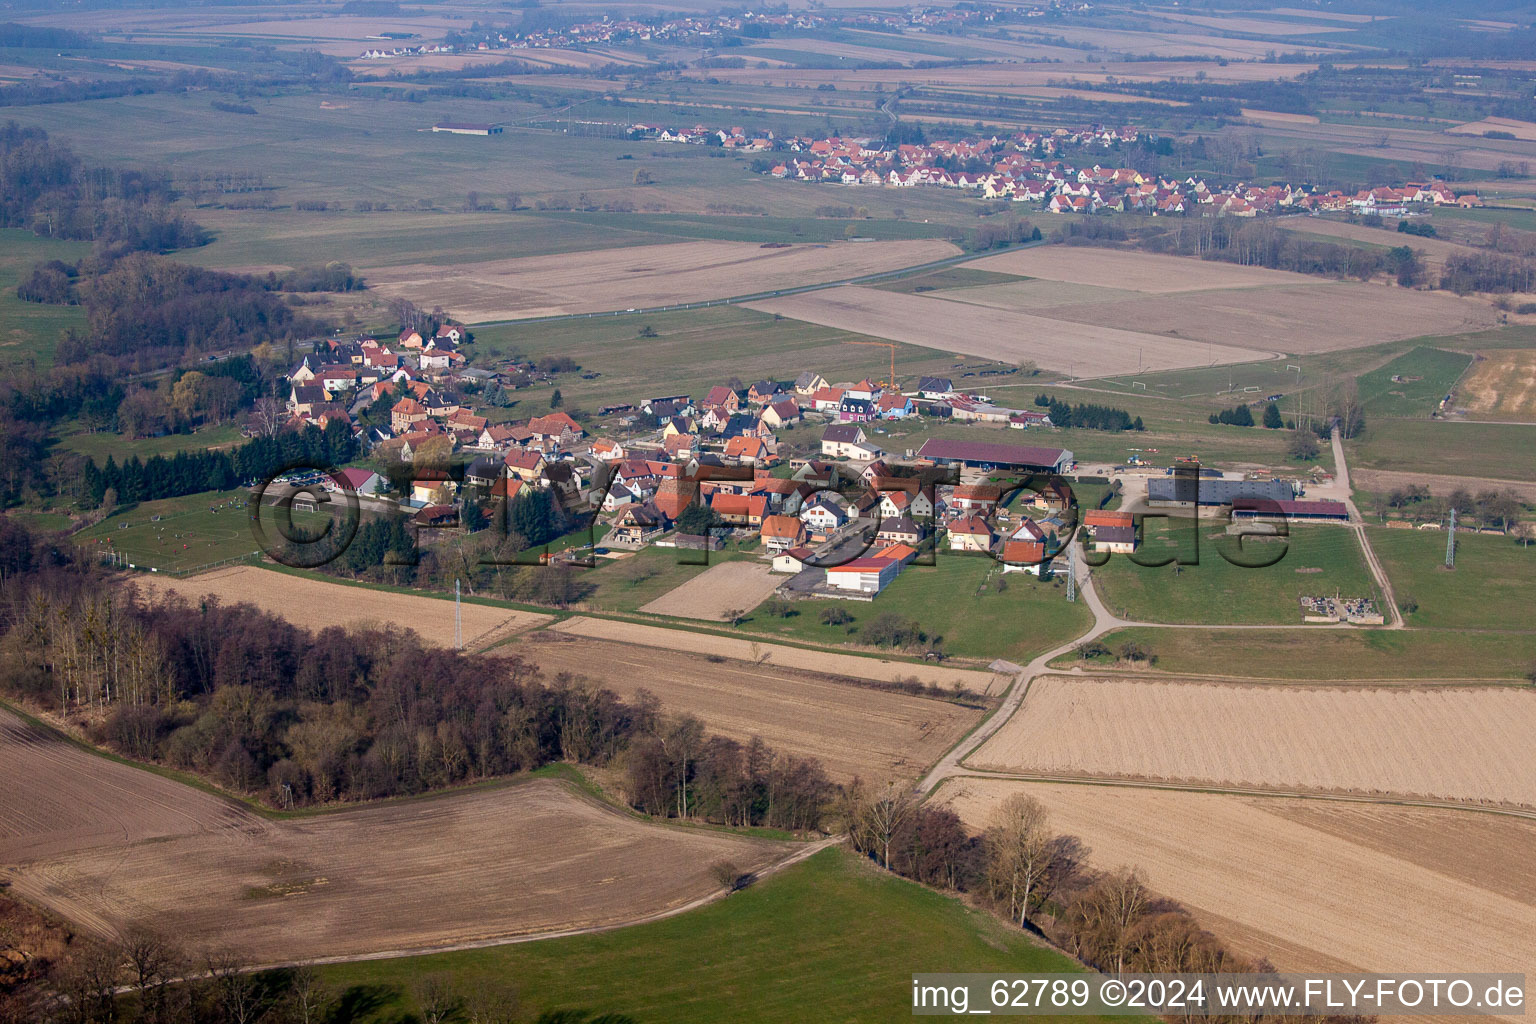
[
  {"x1": 878, "y1": 488, "x2": 934, "y2": 520},
  {"x1": 759, "y1": 514, "x2": 807, "y2": 553},
  {"x1": 529, "y1": 411, "x2": 585, "y2": 443},
  {"x1": 490, "y1": 476, "x2": 525, "y2": 503},
  {"x1": 711, "y1": 493, "x2": 769, "y2": 527},
  {"x1": 1091, "y1": 524, "x2": 1137, "y2": 554},
  {"x1": 610, "y1": 502, "x2": 668, "y2": 545},
  {"x1": 703, "y1": 385, "x2": 742, "y2": 412},
  {"x1": 464, "y1": 457, "x2": 503, "y2": 489},
  {"x1": 1000, "y1": 539, "x2": 1048, "y2": 575},
  {"x1": 821, "y1": 424, "x2": 868, "y2": 459},
  {"x1": 809, "y1": 386, "x2": 847, "y2": 413},
  {"x1": 949, "y1": 483, "x2": 1002, "y2": 512},
  {"x1": 875, "y1": 393, "x2": 915, "y2": 420},
  {"x1": 1084, "y1": 509, "x2": 1134, "y2": 532},
  {"x1": 825, "y1": 557, "x2": 900, "y2": 595},
  {"x1": 772, "y1": 545, "x2": 815, "y2": 574},
  {"x1": 590, "y1": 438, "x2": 624, "y2": 461},
  {"x1": 802, "y1": 496, "x2": 850, "y2": 536},
  {"x1": 413, "y1": 504, "x2": 459, "y2": 527},
  {"x1": 504, "y1": 449, "x2": 547, "y2": 482},
  {"x1": 724, "y1": 435, "x2": 772, "y2": 466},
  {"x1": 289, "y1": 384, "x2": 330, "y2": 416},
  {"x1": 760, "y1": 398, "x2": 801, "y2": 429},
  {"x1": 838, "y1": 397, "x2": 876, "y2": 422},
  {"x1": 947, "y1": 515, "x2": 995, "y2": 553},
  {"x1": 793, "y1": 371, "x2": 829, "y2": 396},
  {"x1": 601, "y1": 481, "x2": 638, "y2": 512},
  {"x1": 747, "y1": 380, "x2": 784, "y2": 406},
  {"x1": 391, "y1": 397, "x2": 428, "y2": 433},
  {"x1": 876, "y1": 516, "x2": 924, "y2": 545},
  {"x1": 328, "y1": 467, "x2": 384, "y2": 498},
  {"x1": 1030, "y1": 478, "x2": 1074, "y2": 513},
  {"x1": 398, "y1": 327, "x2": 424, "y2": 348},
  {"x1": 411, "y1": 477, "x2": 455, "y2": 505},
  {"x1": 917, "y1": 376, "x2": 954, "y2": 400}
]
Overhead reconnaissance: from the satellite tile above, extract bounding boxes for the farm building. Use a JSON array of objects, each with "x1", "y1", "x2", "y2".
[
  {"x1": 433, "y1": 122, "x2": 503, "y2": 135},
  {"x1": 1232, "y1": 498, "x2": 1351, "y2": 522},
  {"x1": 917, "y1": 438, "x2": 1072, "y2": 474},
  {"x1": 1146, "y1": 476, "x2": 1294, "y2": 515},
  {"x1": 825, "y1": 557, "x2": 901, "y2": 595}
]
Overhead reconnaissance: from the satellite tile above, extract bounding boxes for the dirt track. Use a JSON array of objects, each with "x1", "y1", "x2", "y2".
[
  {"x1": 132, "y1": 567, "x2": 551, "y2": 650},
  {"x1": 940, "y1": 779, "x2": 1536, "y2": 983},
  {"x1": 507, "y1": 635, "x2": 981, "y2": 783},
  {"x1": 0, "y1": 707, "x2": 791, "y2": 961},
  {"x1": 969, "y1": 676, "x2": 1536, "y2": 807},
  {"x1": 362, "y1": 239, "x2": 960, "y2": 322}
]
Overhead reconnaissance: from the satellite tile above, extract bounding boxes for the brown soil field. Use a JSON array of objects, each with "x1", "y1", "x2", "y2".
[
  {"x1": 4, "y1": 744, "x2": 790, "y2": 961},
  {"x1": 1276, "y1": 217, "x2": 1480, "y2": 267},
  {"x1": 1353, "y1": 468, "x2": 1536, "y2": 503},
  {"x1": 1447, "y1": 117, "x2": 1536, "y2": 142},
  {"x1": 504, "y1": 636, "x2": 980, "y2": 782},
  {"x1": 132, "y1": 567, "x2": 552, "y2": 651},
  {"x1": 744, "y1": 286, "x2": 1275, "y2": 376},
  {"x1": 638, "y1": 560, "x2": 783, "y2": 621},
  {"x1": 971, "y1": 247, "x2": 1322, "y2": 292},
  {"x1": 939, "y1": 779, "x2": 1536, "y2": 980},
  {"x1": 969, "y1": 676, "x2": 1536, "y2": 807},
  {"x1": 361, "y1": 239, "x2": 960, "y2": 322},
  {"x1": 1461, "y1": 350, "x2": 1536, "y2": 420},
  {"x1": 1153, "y1": 12, "x2": 1345, "y2": 34},
  {"x1": 1248, "y1": 119, "x2": 1526, "y2": 173},
  {"x1": 548, "y1": 616, "x2": 1011, "y2": 694},
  {"x1": 1035, "y1": 282, "x2": 1496, "y2": 355},
  {"x1": 1242, "y1": 108, "x2": 1321, "y2": 124},
  {"x1": 1029, "y1": 26, "x2": 1345, "y2": 60},
  {"x1": 683, "y1": 61, "x2": 1320, "y2": 91},
  {"x1": 1263, "y1": 7, "x2": 1379, "y2": 22}
]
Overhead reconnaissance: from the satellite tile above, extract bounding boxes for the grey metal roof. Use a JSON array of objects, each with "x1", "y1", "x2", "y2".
[{"x1": 1147, "y1": 477, "x2": 1294, "y2": 505}]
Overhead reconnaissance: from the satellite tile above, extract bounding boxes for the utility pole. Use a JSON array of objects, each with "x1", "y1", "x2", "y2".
[
  {"x1": 455, "y1": 577, "x2": 463, "y2": 649},
  {"x1": 1065, "y1": 545, "x2": 1076, "y2": 603},
  {"x1": 1445, "y1": 507, "x2": 1456, "y2": 568}
]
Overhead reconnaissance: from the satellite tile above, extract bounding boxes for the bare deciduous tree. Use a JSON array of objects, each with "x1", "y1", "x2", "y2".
[
  {"x1": 983, "y1": 793, "x2": 1053, "y2": 927},
  {"x1": 412, "y1": 973, "x2": 463, "y2": 1024}
]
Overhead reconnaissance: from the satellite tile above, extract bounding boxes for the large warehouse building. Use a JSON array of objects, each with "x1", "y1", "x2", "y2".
[
  {"x1": 1147, "y1": 476, "x2": 1295, "y2": 515},
  {"x1": 916, "y1": 438, "x2": 1072, "y2": 474}
]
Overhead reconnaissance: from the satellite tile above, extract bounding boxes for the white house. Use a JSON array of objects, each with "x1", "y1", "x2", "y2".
[
  {"x1": 820, "y1": 424, "x2": 867, "y2": 459},
  {"x1": 801, "y1": 497, "x2": 850, "y2": 535}
]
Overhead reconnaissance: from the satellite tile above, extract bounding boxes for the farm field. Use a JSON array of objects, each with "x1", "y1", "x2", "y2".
[
  {"x1": 733, "y1": 554, "x2": 1094, "y2": 666},
  {"x1": 638, "y1": 560, "x2": 782, "y2": 621},
  {"x1": 547, "y1": 616, "x2": 1011, "y2": 695},
  {"x1": 968, "y1": 676, "x2": 1536, "y2": 807},
  {"x1": 1353, "y1": 468, "x2": 1536, "y2": 505},
  {"x1": 505, "y1": 636, "x2": 981, "y2": 784},
  {"x1": 1461, "y1": 349, "x2": 1536, "y2": 420},
  {"x1": 4, "y1": 748, "x2": 791, "y2": 963},
  {"x1": 1274, "y1": 217, "x2": 1481, "y2": 268},
  {"x1": 744, "y1": 286, "x2": 1274, "y2": 377},
  {"x1": 468, "y1": 304, "x2": 966, "y2": 409},
  {"x1": 1367, "y1": 527, "x2": 1536, "y2": 631},
  {"x1": 361, "y1": 238, "x2": 961, "y2": 322},
  {"x1": 130, "y1": 566, "x2": 552, "y2": 650},
  {"x1": 971, "y1": 248, "x2": 1323, "y2": 293},
  {"x1": 940, "y1": 779, "x2": 1536, "y2": 979},
  {"x1": 1089, "y1": 523, "x2": 1381, "y2": 625},
  {"x1": 314, "y1": 848, "x2": 1126, "y2": 1024},
  {"x1": 1060, "y1": 626, "x2": 1536, "y2": 681}
]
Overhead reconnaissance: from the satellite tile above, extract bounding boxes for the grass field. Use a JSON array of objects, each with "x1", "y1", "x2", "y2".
[
  {"x1": 73, "y1": 492, "x2": 261, "y2": 572},
  {"x1": 1356, "y1": 346, "x2": 1473, "y2": 419},
  {"x1": 1367, "y1": 527, "x2": 1536, "y2": 631},
  {"x1": 1090, "y1": 524, "x2": 1381, "y2": 625},
  {"x1": 54, "y1": 422, "x2": 245, "y2": 466},
  {"x1": 313, "y1": 847, "x2": 1122, "y2": 1024},
  {"x1": 1059, "y1": 626, "x2": 1536, "y2": 680},
  {"x1": 737, "y1": 553, "x2": 1093, "y2": 664},
  {"x1": 0, "y1": 229, "x2": 90, "y2": 368},
  {"x1": 469, "y1": 304, "x2": 963, "y2": 410},
  {"x1": 1346, "y1": 419, "x2": 1536, "y2": 479}
]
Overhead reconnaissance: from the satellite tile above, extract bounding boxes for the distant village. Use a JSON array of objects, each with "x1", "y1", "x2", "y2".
[{"x1": 281, "y1": 324, "x2": 1342, "y2": 602}]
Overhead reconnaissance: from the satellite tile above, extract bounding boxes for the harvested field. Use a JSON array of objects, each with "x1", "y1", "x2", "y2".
[
  {"x1": 969, "y1": 676, "x2": 1536, "y2": 807},
  {"x1": 548, "y1": 616, "x2": 1010, "y2": 695},
  {"x1": 1447, "y1": 117, "x2": 1536, "y2": 141},
  {"x1": 1034, "y1": 283, "x2": 1496, "y2": 355},
  {"x1": 686, "y1": 61, "x2": 1320, "y2": 90},
  {"x1": 361, "y1": 239, "x2": 960, "y2": 322},
  {"x1": 506, "y1": 636, "x2": 980, "y2": 782},
  {"x1": 1241, "y1": 108, "x2": 1321, "y2": 123},
  {"x1": 744, "y1": 286, "x2": 1274, "y2": 376},
  {"x1": 1461, "y1": 349, "x2": 1536, "y2": 420},
  {"x1": 1353, "y1": 468, "x2": 1536, "y2": 504},
  {"x1": 131, "y1": 567, "x2": 551, "y2": 651},
  {"x1": 940, "y1": 779, "x2": 1536, "y2": 980},
  {"x1": 638, "y1": 561, "x2": 782, "y2": 621},
  {"x1": 2, "y1": 725, "x2": 790, "y2": 961},
  {"x1": 971, "y1": 247, "x2": 1322, "y2": 292}
]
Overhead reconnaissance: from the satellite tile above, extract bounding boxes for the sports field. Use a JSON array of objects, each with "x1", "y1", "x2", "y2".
[
  {"x1": 73, "y1": 493, "x2": 263, "y2": 572},
  {"x1": 970, "y1": 676, "x2": 1536, "y2": 806}
]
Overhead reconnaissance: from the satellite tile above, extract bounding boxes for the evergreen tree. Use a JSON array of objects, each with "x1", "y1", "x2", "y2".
[{"x1": 1262, "y1": 402, "x2": 1283, "y2": 429}]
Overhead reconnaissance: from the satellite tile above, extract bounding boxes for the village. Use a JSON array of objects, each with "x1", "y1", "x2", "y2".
[{"x1": 281, "y1": 325, "x2": 1358, "y2": 605}]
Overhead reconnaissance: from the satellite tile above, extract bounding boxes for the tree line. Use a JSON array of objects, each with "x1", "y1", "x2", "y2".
[{"x1": 1034, "y1": 395, "x2": 1143, "y2": 432}]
